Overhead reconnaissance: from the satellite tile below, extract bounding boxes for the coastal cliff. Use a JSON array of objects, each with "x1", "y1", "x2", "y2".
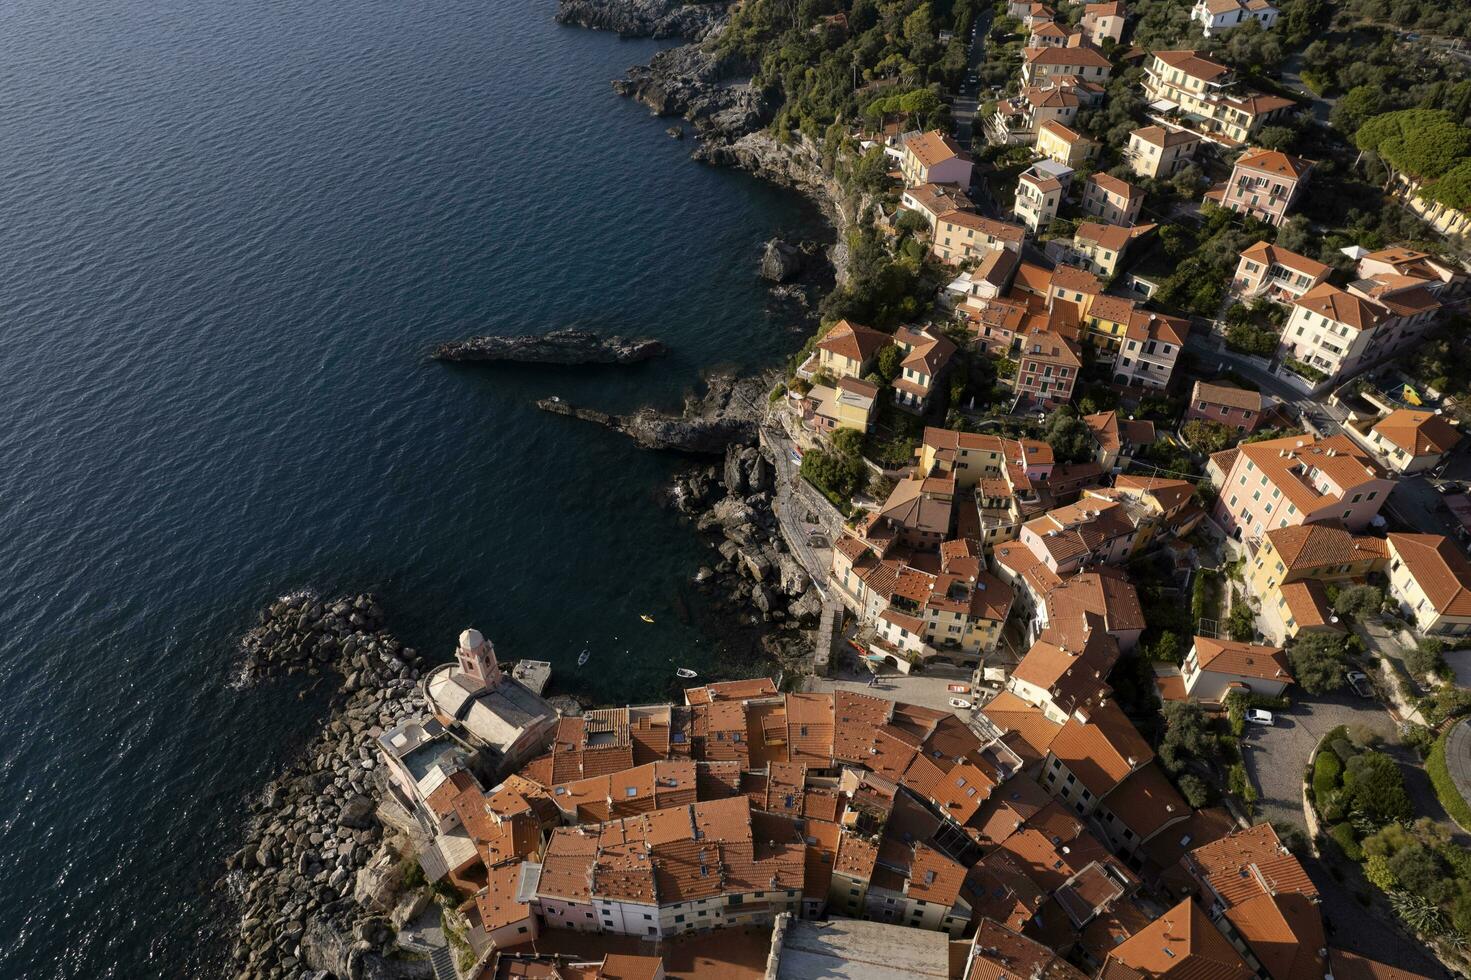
[
  {"x1": 431, "y1": 328, "x2": 666, "y2": 365},
  {"x1": 555, "y1": 0, "x2": 728, "y2": 39}
]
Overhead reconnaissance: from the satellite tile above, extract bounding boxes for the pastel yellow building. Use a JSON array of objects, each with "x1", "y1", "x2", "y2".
[
  {"x1": 1036, "y1": 120, "x2": 1096, "y2": 169},
  {"x1": 1249, "y1": 524, "x2": 1388, "y2": 639},
  {"x1": 1386, "y1": 533, "x2": 1471, "y2": 638},
  {"x1": 1081, "y1": 293, "x2": 1136, "y2": 350},
  {"x1": 814, "y1": 319, "x2": 888, "y2": 379}
]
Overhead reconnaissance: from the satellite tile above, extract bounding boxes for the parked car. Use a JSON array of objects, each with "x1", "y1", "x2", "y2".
[
  {"x1": 949, "y1": 698, "x2": 972, "y2": 709},
  {"x1": 1246, "y1": 708, "x2": 1274, "y2": 725},
  {"x1": 1346, "y1": 671, "x2": 1373, "y2": 697}
]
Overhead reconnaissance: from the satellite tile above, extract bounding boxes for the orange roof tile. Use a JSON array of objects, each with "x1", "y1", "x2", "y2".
[
  {"x1": 1387, "y1": 533, "x2": 1471, "y2": 616},
  {"x1": 1106, "y1": 898, "x2": 1253, "y2": 980}
]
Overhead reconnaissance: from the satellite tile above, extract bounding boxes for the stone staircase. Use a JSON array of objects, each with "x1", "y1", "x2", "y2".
[{"x1": 429, "y1": 944, "x2": 457, "y2": 980}]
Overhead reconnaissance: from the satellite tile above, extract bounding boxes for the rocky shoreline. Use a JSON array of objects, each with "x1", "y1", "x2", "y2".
[
  {"x1": 535, "y1": 370, "x2": 772, "y2": 454},
  {"x1": 221, "y1": 5, "x2": 851, "y2": 975},
  {"x1": 431, "y1": 328, "x2": 666, "y2": 366},
  {"x1": 676, "y1": 444, "x2": 824, "y2": 670},
  {"x1": 554, "y1": 0, "x2": 728, "y2": 40},
  {"x1": 228, "y1": 594, "x2": 437, "y2": 980}
]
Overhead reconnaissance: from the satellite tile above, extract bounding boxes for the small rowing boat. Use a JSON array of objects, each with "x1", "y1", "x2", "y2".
[
  {"x1": 675, "y1": 668, "x2": 697, "y2": 679},
  {"x1": 640, "y1": 614, "x2": 655, "y2": 624},
  {"x1": 577, "y1": 647, "x2": 590, "y2": 667}
]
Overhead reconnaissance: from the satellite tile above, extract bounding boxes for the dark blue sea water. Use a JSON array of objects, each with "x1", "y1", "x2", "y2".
[{"x1": 0, "y1": 0, "x2": 825, "y2": 973}]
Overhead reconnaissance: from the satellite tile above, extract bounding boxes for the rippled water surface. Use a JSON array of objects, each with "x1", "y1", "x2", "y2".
[{"x1": 0, "y1": 0, "x2": 824, "y2": 973}]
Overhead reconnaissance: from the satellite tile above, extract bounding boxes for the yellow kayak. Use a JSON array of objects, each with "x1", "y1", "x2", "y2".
[{"x1": 640, "y1": 614, "x2": 655, "y2": 624}]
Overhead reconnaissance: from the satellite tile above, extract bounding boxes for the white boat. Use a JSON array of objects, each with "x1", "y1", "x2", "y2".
[
  {"x1": 577, "y1": 648, "x2": 590, "y2": 667},
  {"x1": 675, "y1": 668, "x2": 697, "y2": 679}
]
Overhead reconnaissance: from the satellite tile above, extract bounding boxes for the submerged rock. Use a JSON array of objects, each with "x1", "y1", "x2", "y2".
[{"x1": 431, "y1": 328, "x2": 666, "y2": 365}]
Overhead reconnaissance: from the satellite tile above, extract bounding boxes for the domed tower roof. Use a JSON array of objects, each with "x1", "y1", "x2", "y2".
[{"x1": 459, "y1": 628, "x2": 485, "y2": 652}]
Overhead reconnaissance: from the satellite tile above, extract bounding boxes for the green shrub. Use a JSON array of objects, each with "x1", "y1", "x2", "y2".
[
  {"x1": 1331, "y1": 738, "x2": 1358, "y2": 764},
  {"x1": 1401, "y1": 723, "x2": 1436, "y2": 758},
  {"x1": 1427, "y1": 730, "x2": 1471, "y2": 831},
  {"x1": 1228, "y1": 762, "x2": 1257, "y2": 815},
  {"x1": 1313, "y1": 750, "x2": 1344, "y2": 800},
  {"x1": 1329, "y1": 822, "x2": 1363, "y2": 862}
]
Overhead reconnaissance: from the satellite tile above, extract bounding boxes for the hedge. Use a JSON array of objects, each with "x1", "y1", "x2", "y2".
[
  {"x1": 1329, "y1": 822, "x2": 1363, "y2": 862},
  {"x1": 1313, "y1": 750, "x2": 1344, "y2": 801},
  {"x1": 1427, "y1": 729, "x2": 1471, "y2": 832}
]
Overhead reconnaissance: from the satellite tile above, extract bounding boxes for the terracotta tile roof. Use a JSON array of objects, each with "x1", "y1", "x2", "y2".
[
  {"x1": 1089, "y1": 171, "x2": 1140, "y2": 200},
  {"x1": 696, "y1": 760, "x2": 742, "y2": 800},
  {"x1": 1184, "y1": 823, "x2": 1316, "y2": 907},
  {"x1": 1051, "y1": 263, "x2": 1104, "y2": 296},
  {"x1": 1131, "y1": 125, "x2": 1200, "y2": 149},
  {"x1": 966, "y1": 854, "x2": 1048, "y2": 930},
  {"x1": 1373, "y1": 409, "x2": 1461, "y2": 457},
  {"x1": 1279, "y1": 579, "x2": 1338, "y2": 630},
  {"x1": 1027, "y1": 44, "x2": 1111, "y2": 68},
  {"x1": 1191, "y1": 637, "x2": 1292, "y2": 684},
  {"x1": 427, "y1": 769, "x2": 479, "y2": 820},
  {"x1": 1054, "y1": 857, "x2": 1138, "y2": 928},
  {"x1": 834, "y1": 830, "x2": 879, "y2": 880},
  {"x1": 1223, "y1": 891, "x2": 1325, "y2": 980},
  {"x1": 1238, "y1": 240, "x2": 1329, "y2": 279},
  {"x1": 1293, "y1": 282, "x2": 1383, "y2": 332},
  {"x1": 1113, "y1": 475, "x2": 1194, "y2": 516},
  {"x1": 1387, "y1": 533, "x2": 1471, "y2": 616},
  {"x1": 684, "y1": 677, "x2": 778, "y2": 705},
  {"x1": 1234, "y1": 148, "x2": 1312, "y2": 180},
  {"x1": 1088, "y1": 294, "x2": 1137, "y2": 324},
  {"x1": 784, "y1": 692, "x2": 835, "y2": 763},
  {"x1": 906, "y1": 129, "x2": 968, "y2": 167},
  {"x1": 905, "y1": 842, "x2": 967, "y2": 907},
  {"x1": 597, "y1": 954, "x2": 664, "y2": 980},
  {"x1": 1039, "y1": 118, "x2": 1087, "y2": 143},
  {"x1": 1265, "y1": 524, "x2": 1387, "y2": 572},
  {"x1": 1027, "y1": 85, "x2": 1080, "y2": 109},
  {"x1": 1124, "y1": 309, "x2": 1187, "y2": 346},
  {"x1": 1047, "y1": 700, "x2": 1153, "y2": 798},
  {"x1": 1191, "y1": 381, "x2": 1262, "y2": 412},
  {"x1": 539, "y1": 827, "x2": 601, "y2": 901},
  {"x1": 1105, "y1": 898, "x2": 1253, "y2": 980},
  {"x1": 1142, "y1": 807, "x2": 1234, "y2": 878},
  {"x1": 968, "y1": 918, "x2": 1089, "y2": 980},
  {"x1": 477, "y1": 860, "x2": 535, "y2": 931},
  {"x1": 1150, "y1": 50, "x2": 1230, "y2": 83},
  {"x1": 980, "y1": 691, "x2": 1064, "y2": 763},
  {"x1": 1076, "y1": 221, "x2": 1133, "y2": 252},
  {"x1": 1327, "y1": 949, "x2": 1435, "y2": 980},
  {"x1": 1085, "y1": 411, "x2": 1122, "y2": 455},
  {"x1": 1101, "y1": 762, "x2": 1187, "y2": 841},
  {"x1": 895, "y1": 326, "x2": 958, "y2": 376},
  {"x1": 938, "y1": 209, "x2": 1027, "y2": 243},
  {"x1": 817, "y1": 319, "x2": 889, "y2": 363},
  {"x1": 1232, "y1": 433, "x2": 1386, "y2": 516}
]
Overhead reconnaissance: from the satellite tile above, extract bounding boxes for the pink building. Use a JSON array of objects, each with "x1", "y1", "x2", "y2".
[
  {"x1": 1233, "y1": 241, "x2": 1330, "y2": 302},
  {"x1": 1206, "y1": 149, "x2": 1312, "y2": 227},
  {"x1": 1186, "y1": 381, "x2": 1266, "y2": 433},
  {"x1": 1210, "y1": 434, "x2": 1394, "y2": 545}
]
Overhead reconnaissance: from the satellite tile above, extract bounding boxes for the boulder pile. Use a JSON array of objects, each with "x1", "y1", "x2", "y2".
[{"x1": 228, "y1": 593, "x2": 435, "y2": 979}]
